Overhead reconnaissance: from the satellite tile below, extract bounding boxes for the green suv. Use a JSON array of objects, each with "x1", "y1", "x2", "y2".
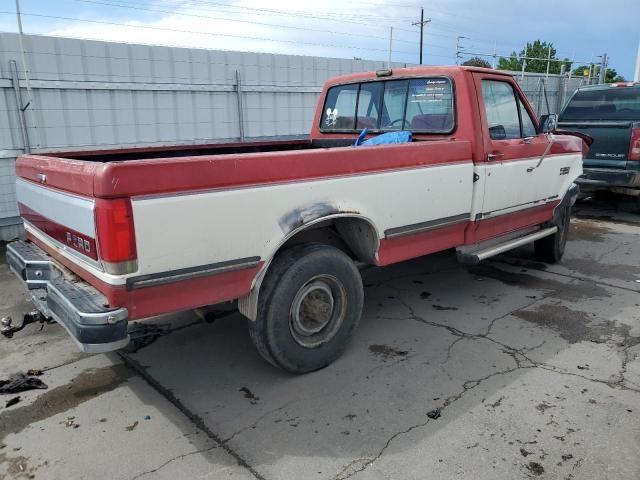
[{"x1": 558, "y1": 82, "x2": 640, "y2": 205}]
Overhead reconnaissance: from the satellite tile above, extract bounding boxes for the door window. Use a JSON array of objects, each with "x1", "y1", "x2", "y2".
[
  {"x1": 519, "y1": 98, "x2": 537, "y2": 137},
  {"x1": 482, "y1": 80, "x2": 522, "y2": 140}
]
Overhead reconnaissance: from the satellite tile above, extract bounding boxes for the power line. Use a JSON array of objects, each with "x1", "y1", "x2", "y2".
[
  {"x1": 59, "y1": 0, "x2": 424, "y2": 46},
  {"x1": 1, "y1": 11, "x2": 460, "y2": 59}
]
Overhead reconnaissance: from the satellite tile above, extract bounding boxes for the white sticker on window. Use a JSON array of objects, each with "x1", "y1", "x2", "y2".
[{"x1": 325, "y1": 108, "x2": 338, "y2": 127}]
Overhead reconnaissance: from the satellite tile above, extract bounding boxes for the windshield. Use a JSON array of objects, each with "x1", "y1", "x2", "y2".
[{"x1": 560, "y1": 87, "x2": 640, "y2": 121}]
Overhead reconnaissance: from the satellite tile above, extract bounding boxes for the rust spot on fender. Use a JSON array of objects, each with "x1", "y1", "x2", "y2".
[{"x1": 278, "y1": 203, "x2": 360, "y2": 233}]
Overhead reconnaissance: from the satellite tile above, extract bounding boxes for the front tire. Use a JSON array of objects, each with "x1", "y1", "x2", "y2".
[
  {"x1": 534, "y1": 200, "x2": 570, "y2": 263},
  {"x1": 248, "y1": 243, "x2": 364, "y2": 373}
]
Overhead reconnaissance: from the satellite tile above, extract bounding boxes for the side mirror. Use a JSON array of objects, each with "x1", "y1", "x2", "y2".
[
  {"x1": 489, "y1": 125, "x2": 507, "y2": 140},
  {"x1": 538, "y1": 114, "x2": 558, "y2": 134}
]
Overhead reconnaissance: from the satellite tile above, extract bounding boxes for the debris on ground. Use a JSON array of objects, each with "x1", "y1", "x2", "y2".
[
  {"x1": 239, "y1": 387, "x2": 260, "y2": 405},
  {"x1": 368, "y1": 344, "x2": 409, "y2": 361},
  {"x1": 26, "y1": 369, "x2": 43, "y2": 376},
  {"x1": 122, "y1": 323, "x2": 172, "y2": 353},
  {"x1": 144, "y1": 415, "x2": 151, "y2": 421},
  {"x1": 0, "y1": 373, "x2": 48, "y2": 394},
  {"x1": 520, "y1": 447, "x2": 532, "y2": 457},
  {"x1": 63, "y1": 416, "x2": 79, "y2": 429},
  {"x1": 126, "y1": 421, "x2": 139, "y2": 431},
  {"x1": 427, "y1": 408, "x2": 441, "y2": 420},
  {"x1": 5, "y1": 396, "x2": 21, "y2": 408},
  {"x1": 526, "y1": 461, "x2": 545, "y2": 476},
  {"x1": 577, "y1": 364, "x2": 590, "y2": 370}
]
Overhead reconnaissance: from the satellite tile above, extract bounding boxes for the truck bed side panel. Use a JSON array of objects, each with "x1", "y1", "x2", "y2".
[{"x1": 131, "y1": 159, "x2": 474, "y2": 276}]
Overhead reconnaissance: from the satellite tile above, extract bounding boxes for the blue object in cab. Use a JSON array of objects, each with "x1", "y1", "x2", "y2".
[{"x1": 354, "y1": 129, "x2": 412, "y2": 146}]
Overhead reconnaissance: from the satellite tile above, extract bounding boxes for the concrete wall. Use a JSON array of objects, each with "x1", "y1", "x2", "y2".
[{"x1": 0, "y1": 32, "x2": 588, "y2": 240}]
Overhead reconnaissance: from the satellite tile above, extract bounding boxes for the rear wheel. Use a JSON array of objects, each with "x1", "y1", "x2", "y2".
[
  {"x1": 248, "y1": 243, "x2": 363, "y2": 373},
  {"x1": 534, "y1": 200, "x2": 570, "y2": 263}
]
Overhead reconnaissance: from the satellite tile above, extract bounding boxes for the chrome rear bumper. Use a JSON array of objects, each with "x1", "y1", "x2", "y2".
[{"x1": 6, "y1": 240, "x2": 129, "y2": 353}]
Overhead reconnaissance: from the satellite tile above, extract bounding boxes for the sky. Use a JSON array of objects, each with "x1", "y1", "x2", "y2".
[{"x1": 0, "y1": 0, "x2": 638, "y2": 79}]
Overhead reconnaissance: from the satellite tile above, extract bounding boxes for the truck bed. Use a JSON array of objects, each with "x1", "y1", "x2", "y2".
[{"x1": 42, "y1": 138, "x2": 315, "y2": 162}]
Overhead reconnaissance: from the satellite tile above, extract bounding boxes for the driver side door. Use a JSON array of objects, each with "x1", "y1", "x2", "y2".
[{"x1": 473, "y1": 73, "x2": 552, "y2": 222}]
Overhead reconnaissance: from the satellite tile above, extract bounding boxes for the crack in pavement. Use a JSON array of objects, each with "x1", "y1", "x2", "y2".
[
  {"x1": 331, "y1": 269, "x2": 640, "y2": 480},
  {"x1": 494, "y1": 258, "x2": 640, "y2": 294},
  {"x1": 130, "y1": 445, "x2": 220, "y2": 480},
  {"x1": 118, "y1": 352, "x2": 268, "y2": 480}
]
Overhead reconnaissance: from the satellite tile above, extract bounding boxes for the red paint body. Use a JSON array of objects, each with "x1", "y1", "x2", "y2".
[{"x1": 15, "y1": 66, "x2": 586, "y2": 320}]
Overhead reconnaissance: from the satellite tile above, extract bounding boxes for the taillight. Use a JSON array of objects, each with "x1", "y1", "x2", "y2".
[
  {"x1": 630, "y1": 128, "x2": 640, "y2": 161},
  {"x1": 95, "y1": 198, "x2": 137, "y2": 274}
]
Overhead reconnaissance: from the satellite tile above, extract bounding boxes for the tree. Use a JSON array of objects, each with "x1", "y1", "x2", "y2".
[
  {"x1": 572, "y1": 65, "x2": 626, "y2": 83},
  {"x1": 462, "y1": 57, "x2": 492, "y2": 68},
  {"x1": 497, "y1": 40, "x2": 571, "y2": 74}
]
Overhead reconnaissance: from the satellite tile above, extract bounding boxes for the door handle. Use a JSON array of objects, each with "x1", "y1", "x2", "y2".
[
  {"x1": 523, "y1": 136, "x2": 535, "y2": 144},
  {"x1": 487, "y1": 153, "x2": 504, "y2": 161}
]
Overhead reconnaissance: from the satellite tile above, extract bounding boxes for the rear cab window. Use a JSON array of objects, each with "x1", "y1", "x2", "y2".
[
  {"x1": 560, "y1": 87, "x2": 640, "y2": 121},
  {"x1": 321, "y1": 76, "x2": 455, "y2": 133}
]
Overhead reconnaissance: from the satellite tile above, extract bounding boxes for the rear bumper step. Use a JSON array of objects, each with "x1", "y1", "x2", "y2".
[
  {"x1": 6, "y1": 240, "x2": 129, "y2": 353},
  {"x1": 577, "y1": 168, "x2": 640, "y2": 190},
  {"x1": 457, "y1": 227, "x2": 558, "y2": 265}
]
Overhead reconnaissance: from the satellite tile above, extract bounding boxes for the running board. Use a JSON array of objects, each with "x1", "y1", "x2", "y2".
[{"x1": 456, "y1": 226, "x2": 558, "y2": 265}]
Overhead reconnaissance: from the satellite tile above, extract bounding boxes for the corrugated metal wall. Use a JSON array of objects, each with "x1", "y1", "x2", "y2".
[{"x1": 0, "y1": 32, "x2": 587, "y2": 240}]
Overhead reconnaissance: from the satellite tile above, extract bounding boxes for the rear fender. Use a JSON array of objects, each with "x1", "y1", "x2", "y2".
[{"x1": 238, "y1": 213, "x2": 379, "y2": 320}]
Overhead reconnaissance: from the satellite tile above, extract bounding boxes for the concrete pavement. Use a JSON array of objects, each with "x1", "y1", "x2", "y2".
[{"x1": 1, "y1": 206, "x2": 639, "y2": 479}]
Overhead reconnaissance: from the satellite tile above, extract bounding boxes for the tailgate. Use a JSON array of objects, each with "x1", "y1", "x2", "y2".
[
  {"x1": 557, "y1": 121, "x2": 632, "y2": 168},
  {"x1": 15, "y1": 154, "x2": 137, "y2": 276},
  {"x1": 16, "y1": 177, "x2": 99, "y2": 263}
]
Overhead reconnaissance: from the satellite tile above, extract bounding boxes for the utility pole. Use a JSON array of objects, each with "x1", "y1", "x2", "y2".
[
  {"x1": 520, "y1": 44, "x2": 527, "y2": 81},
  {"x1": 456, "y1": 36, "x2": 466, "y2": 65},
  {"x1": 15, "y1": 0, "x2": 33, "y2": 106},
  {"x1": 388, "y1": 27, "x2": 393, "y2": 69},
  {"x1": 545, "y1": 45, "x2": 551, "y2": 79},
  {"x1": 492, "y1": 41, "x2": 497, "y2": 69},
  {"x1": 634, "y1": 40, "x2": 639, "y2": 82},
  {"x1": 598, "y1": 53, "x2": 608, "y2": 84},
  {"x1": 412, "y1": 8, "x2": 431, "y2": 65}
]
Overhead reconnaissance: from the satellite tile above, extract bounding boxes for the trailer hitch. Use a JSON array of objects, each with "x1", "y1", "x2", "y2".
[{"x1": 1, "y1": 311, "x2": 51, "y2": 338}]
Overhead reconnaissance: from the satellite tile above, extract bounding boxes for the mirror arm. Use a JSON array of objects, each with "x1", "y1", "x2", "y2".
[{"x1": 534, "y1": 133, "x2": 555, "y2": 169}]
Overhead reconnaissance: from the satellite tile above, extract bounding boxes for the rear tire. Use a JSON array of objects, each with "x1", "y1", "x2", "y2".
[
  {"x1": 534, "y1": 200, "x2": 570, "y2": 263},
  {"x1": 247, "y1": 243, "x2": 363, "y2": 373}
]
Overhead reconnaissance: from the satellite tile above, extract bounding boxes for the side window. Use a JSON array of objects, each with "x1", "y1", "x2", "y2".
[
  {"x1": 322, "y1": 84, "x2": 359, "y2": 130},
  {"x1": 405, "y1": 78, "x2": 454, "y2": 132},
  {"x1": 379, "y1": 80, "x2": 409, "y2": 130},
  {"x1": 356, "y1": 82, "x2": 383, "y2": 129},
  {"x1": 518, "y1": 98, "x2": 537, "y2": 137},
  {"x1": 482, "y1": 80, "x2": 521, "y2": 140}
]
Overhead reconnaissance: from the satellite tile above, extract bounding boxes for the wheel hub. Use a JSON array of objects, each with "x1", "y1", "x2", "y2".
[{"x1": 290, "y1": 275, "x2": 346, "y2": 348}]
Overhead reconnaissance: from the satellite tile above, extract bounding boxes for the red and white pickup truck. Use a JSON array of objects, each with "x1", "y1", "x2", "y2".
[{"x1": 7, "y1": 66, "x2": 587, "y2": 372}]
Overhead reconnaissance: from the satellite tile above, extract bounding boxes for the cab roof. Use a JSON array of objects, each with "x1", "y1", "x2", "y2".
[
  {"x1": 324, "y1": 65, "x2": 511, "y2": 87},
  {"x1": 577, "y1": 81, "x2": 639, "y2": 91}
]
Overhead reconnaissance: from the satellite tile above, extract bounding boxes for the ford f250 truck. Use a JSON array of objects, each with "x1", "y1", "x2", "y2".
[{"x1": 6, "y1": 66, "x2": 587, "y2": 373}]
